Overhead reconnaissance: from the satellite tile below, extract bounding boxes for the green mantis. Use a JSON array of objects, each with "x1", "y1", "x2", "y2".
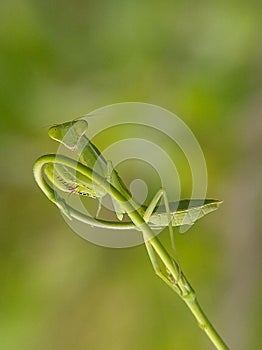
[
  {"x1": 33, "y1": 119, "x2": 229, "y2": 350},
  {"x1": 46, "y1": 120, "x2": 221, "y2": 225},
  {"x1": 34, "y1": 118, "x2": 221, "y2": 275}
]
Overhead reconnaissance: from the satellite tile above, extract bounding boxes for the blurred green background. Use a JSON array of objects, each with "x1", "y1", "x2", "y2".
[{"x1": 1, "y1": 1, "x2": 262, "y2": 349}]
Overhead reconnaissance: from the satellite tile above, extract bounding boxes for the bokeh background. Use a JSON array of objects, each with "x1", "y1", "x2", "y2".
[{"x1": 1, "y1": 1, "x2": 262, "y2": 349}]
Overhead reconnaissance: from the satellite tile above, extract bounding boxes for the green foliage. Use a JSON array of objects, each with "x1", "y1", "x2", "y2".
[{"x1": 1, "y1": 1, "x2": 261, "y2": 349}]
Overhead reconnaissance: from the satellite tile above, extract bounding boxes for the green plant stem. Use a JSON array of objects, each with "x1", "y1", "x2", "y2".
[
  {"x1": 33, "y1": 154, "x2": 230, "y2": 350},
  {"x1": 184, "y1": 298, "x2": 229, "y2": 350}
]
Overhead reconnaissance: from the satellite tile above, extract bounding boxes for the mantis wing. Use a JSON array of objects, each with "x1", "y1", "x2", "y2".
[{"x1": 148, "y1": 199, "x2": 222, "y2": 228}]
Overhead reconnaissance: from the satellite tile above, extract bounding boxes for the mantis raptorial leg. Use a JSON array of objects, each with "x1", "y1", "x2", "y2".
[{"x1": 48, "y1": 120, "x2": 133, "y2": 220}]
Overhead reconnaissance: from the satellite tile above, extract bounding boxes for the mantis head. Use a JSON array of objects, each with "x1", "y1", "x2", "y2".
[{"x1": 48, "y1": 120, "x2": 88, "y2": 150}]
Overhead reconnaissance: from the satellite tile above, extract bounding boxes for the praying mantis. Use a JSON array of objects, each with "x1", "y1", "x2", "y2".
[
  {"x1": 33, "y1": 118, "x2": 221, "y2": 287},
  {"x1": 45, "y1": 119, "x2": 220, "y2": 229},
  {"x1": 33, "y1": 119, "x2": 229, "y2": 350}
]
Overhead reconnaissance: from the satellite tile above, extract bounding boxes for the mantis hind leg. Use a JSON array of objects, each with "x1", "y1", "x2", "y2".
[
  {"x1": 106, "y1": 161, "x2": 124, "y2": 221},
  {"x1": 144, "y1": 239, "x2": 181, "y2": 293},
  {"x1": 144, "y1": 189, "x2": 181, "y2": 277}
]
